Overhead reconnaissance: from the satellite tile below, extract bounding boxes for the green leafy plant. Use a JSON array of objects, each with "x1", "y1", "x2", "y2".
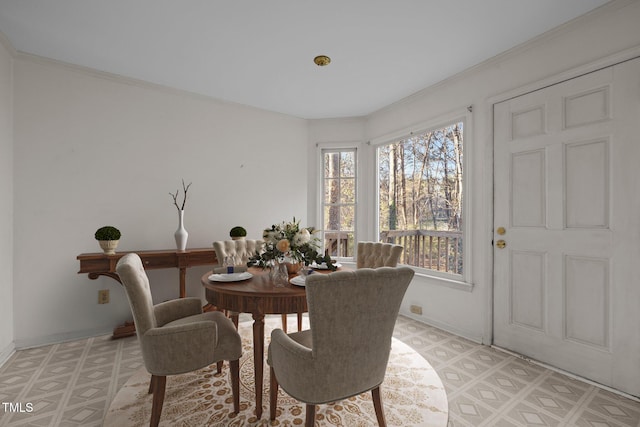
[
  {"x1": 94, "y1": 226, "x2": 121, "y2": 241},
  {"x1": 229, "y1": 226, "x2": 247, "y2": 238}
]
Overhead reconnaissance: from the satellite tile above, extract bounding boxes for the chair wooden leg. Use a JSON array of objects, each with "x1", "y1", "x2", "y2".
[
  {"x1": 372, "y1": 386, "x2": 387, "y2": 427},
  {"x1": 305, "y1": 404, "x2": 316, "y2": 427},
  {"x1": 229, "y1": 359, "x2": 240, "y2": 414},
  {"x1": 148, "y1": 374, "x2": 155, "y2": 394},
  {"x1": 150, "y1": 375, "x2": 166, "y2": 427},
  {"x1": 231, "y1": 312, "x2": 239, "y2": 329},
  {"x1": 297, "y1": 312, "x2": 303, "y2": 331},
  {"x1": 269, "y1": 366, "x2": 278, "y2": 421},
  {"x1": 281, "y1": 314, "x2": 287, "y2": 332},
  {"x1": 216, "y1": 360, "x2": 223, "y2": 374}
]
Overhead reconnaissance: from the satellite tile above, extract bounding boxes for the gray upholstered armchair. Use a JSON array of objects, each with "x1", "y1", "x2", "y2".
[
  {"x1": 115, "y1": 253, "x2": 242, "y2": 427},
  {"x1": 267, "y1": 266, "x2": 415, "y2": 426},
  {"x1": 356, "y1": 241, "x2": 403, "y2": 268},
  {"x1": 213, "y1": 239, "x2": 263, "y2": 266}
]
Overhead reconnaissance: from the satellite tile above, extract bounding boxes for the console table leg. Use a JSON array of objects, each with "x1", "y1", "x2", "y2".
[
  {"x1": 112, "y1": 320, "x2": 136, "y2": 338},
  {"x1": 179, "y1": 267, "x2": 187, "y2": 298}
]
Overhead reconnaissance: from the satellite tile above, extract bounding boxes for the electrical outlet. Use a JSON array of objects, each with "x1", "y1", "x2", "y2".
[
  {"x1": 410, "y1": 304, "x2": 422, "y2": 315},
  {"x1": 98, "y1": 289, "x2": 110, "y2": 304}
]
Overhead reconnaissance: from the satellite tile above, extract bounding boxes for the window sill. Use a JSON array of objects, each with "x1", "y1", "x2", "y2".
[{"x1": 413, "y1": 271, "x2": 474, "y2": 292}]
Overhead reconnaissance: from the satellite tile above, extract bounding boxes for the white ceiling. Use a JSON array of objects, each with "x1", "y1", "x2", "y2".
[{"x1": 0, "y1": 0, "x2": 610, "y2": 119}]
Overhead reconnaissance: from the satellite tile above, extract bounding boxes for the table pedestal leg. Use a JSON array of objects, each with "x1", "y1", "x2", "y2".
[{"x1": 252, "y1": 312, "x2": 265, "y2": 419}]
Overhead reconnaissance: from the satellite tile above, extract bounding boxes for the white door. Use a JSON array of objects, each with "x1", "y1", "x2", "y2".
[{"x1": 493, "y1": 58, "x2": 640, "y2": 397}]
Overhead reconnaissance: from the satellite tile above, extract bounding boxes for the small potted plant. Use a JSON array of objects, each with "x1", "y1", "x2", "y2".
[
  {"x1": 95, "y1": 226, "x2": 121, "y2": 255},
  {"x1": 229, "y1": 226, "x2": 247, "y2": 240}
]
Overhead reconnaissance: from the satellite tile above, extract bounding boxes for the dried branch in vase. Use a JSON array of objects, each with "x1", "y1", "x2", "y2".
[{"x1": 169, "y1": 179, "x2": 192, "y2": 211}]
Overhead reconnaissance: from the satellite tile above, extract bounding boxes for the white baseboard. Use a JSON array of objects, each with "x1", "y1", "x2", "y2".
[
  {"x1": 13, "y1": 326, "x2": 114, "y2": 350},
  {"x1": 400, "y1": 309, "x2": 484, "y2": 344},
  {"x1": 0, "y1": 341, "x2": 16, "y2": 368}
]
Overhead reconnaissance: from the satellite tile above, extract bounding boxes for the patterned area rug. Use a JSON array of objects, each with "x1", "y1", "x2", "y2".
[{"x1": 103, "y1": 318, "x2": 448, "y2": 426}]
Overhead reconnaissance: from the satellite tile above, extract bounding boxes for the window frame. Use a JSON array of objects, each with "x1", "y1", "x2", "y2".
[
  {"x1": 371, "y1": 109, "x2": 472, "y2": 285},
  {"x1": 317, "y1": 144, "x2": 359, "y2": 260}
]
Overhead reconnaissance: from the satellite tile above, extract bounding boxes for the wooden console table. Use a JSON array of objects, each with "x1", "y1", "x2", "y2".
[{"x1": 77, "y1": 248, "x2": 218, "y2": 337}]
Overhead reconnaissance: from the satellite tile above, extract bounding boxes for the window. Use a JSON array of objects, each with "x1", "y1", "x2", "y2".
[
  {"x1": 322, "y1": 149, "x2": 356, "y2": 258},
  {"x1": 377, "y1": 121, "x2": 464, "y2": 276}
]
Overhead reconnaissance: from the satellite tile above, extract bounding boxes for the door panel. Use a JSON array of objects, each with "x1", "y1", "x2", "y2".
[
  {"x1": 510, "y1": 250, "x2": 545, "y2": 331},
  {"x1": 564, "y1": 255, "x2": 609, "y2": 349},
  {"x1": 511, "y1": 149, "x2": 546, "y2": 227},
  {"x1": 493, "y1": 58, "x2": 640, "y2": 397},
  {"x1": 565, "y1": 140, "x2": 609, "y2": 228}
]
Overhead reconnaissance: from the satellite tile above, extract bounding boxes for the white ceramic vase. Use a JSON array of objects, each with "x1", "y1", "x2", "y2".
[{"x1": 175, "y1": 210, "x2": 188, "y2": 251}]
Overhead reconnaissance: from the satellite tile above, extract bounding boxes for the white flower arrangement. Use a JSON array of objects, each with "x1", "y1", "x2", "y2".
[{"x1": 250, "y1": 217, "x2": 335, "y2": 270}]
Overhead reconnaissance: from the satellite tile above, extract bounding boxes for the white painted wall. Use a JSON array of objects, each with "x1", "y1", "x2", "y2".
[
  {"x1": 12, "y1": 56, "x2": 308, "y2": 347},
  {"x1": 309, "y1": 0, "x2": 640, "y2": 343},
  {"x1": 0, "y1": 34, "x2": 14, "y2": 362}
]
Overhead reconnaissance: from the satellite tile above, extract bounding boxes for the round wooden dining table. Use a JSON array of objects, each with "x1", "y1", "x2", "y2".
[{"x1": 201, "y1": 266, "x2": 313, "y2": 419}]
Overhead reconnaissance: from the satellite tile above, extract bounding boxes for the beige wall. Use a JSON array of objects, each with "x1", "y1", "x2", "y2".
[
  {"x1": 0, "y1": 34, "x2": 13, "y2": 360},
  {"x1": 12, "y1": 56, "x2": 307, "y2": 347}
]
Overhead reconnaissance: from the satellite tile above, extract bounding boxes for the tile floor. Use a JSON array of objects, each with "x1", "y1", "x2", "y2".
[
  {"x1": 0, "y1": 315, "x2": 638, "y2": 426},
  {"x1": 392, "y1": 316, "x2": 640, "y2": 427}
]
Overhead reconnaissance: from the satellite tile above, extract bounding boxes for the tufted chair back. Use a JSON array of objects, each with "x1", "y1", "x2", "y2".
[
  {"x1": 116, "y1": 253, "x2": 157, "y2": 338},
  {"x1": 356, "y1": 241, "x2": 403, "y2": 268},
  {"x1": 268, "y1": 266, "x2": 415, "y2": 425},
  {"x1": 213, "y1": 239, "x2": 263, "y2": 266}
]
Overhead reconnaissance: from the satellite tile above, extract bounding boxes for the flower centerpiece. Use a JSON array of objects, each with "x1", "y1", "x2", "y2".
[{"x1": 249, "y1": 217, "x2": 336, "y2": 273}]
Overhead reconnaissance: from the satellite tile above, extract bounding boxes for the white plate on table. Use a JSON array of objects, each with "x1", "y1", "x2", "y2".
[
  {"x1": 208, "y1": 272, "x2": 253, "y2": 282},
  {"x1": 289, "y1": 275, "x2": 307, "y2": 287},
  {"x1": 310, "y1": 262, "x2": 342, "y2": 270}
]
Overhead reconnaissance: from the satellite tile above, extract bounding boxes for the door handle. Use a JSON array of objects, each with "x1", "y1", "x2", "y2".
[{"x1": 496, "y1": 240, "x2": 506, "y2": 249}]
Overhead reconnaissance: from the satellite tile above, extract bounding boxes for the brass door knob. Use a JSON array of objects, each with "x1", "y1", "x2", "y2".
[{"x1": 496, "y1": 240, "x2": 506, "y2": 249}]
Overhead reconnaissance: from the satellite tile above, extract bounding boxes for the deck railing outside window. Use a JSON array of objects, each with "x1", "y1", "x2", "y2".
[
  {"x1": 324, "y1": 231, "x2": 352, "y2": 257},
  {"x1": 325, "y1": 229, "x2": 463, "y2": 275},
  {"x1": 380, "y1": 229, "x2": 463, "y2": 274}
]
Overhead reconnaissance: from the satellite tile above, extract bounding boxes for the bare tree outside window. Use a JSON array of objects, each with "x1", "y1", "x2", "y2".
[
  {"x1": 322, "y1": 149, "x2": 356, "y2": 257},
  {"x1": 378, "y1": 122, "x2": 464, "y2": 274}
]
